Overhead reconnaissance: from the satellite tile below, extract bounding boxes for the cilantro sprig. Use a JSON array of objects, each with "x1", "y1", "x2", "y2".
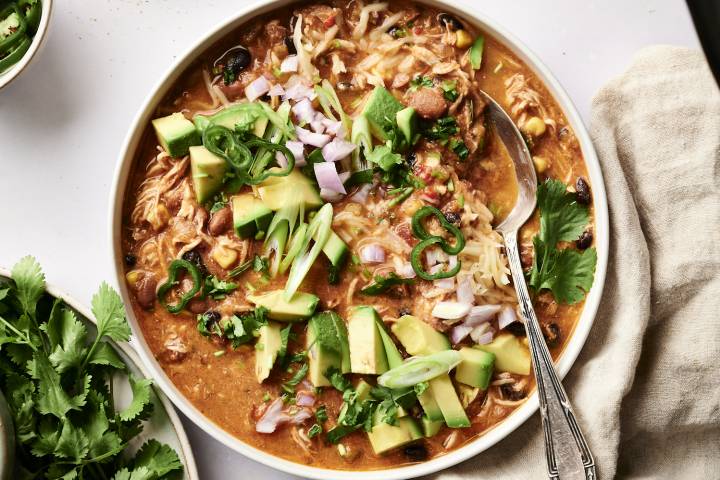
[
  {"x1": 528, "y1": 180, "x2": 597, "y2": 304},
  {"x1": 0, "y1": 256, "x2": 183, "y2": 480}
]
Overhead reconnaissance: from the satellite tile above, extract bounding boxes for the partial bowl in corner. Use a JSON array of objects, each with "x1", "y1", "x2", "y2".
[{"x1": 0, "y1": 0, "x2": 53, "y2": 91}]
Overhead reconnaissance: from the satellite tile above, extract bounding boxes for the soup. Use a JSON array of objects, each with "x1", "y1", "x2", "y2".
[{"x1": 121, "y1": 0, "x2": 596, "y2": 471}]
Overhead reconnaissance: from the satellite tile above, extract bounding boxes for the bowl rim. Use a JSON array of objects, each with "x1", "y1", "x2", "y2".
[
  {"x1": 0, "y1": 267, "x2": 200, "y2": 480},
  {"x1": 108, "y1": 1, "x2": 609, "y2": 478},
  {"x1": 0, "y1": 0, "x2": 54, "y2": 91}
]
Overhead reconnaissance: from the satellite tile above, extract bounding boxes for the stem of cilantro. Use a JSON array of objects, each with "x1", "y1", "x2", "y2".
[{"x1": 0, "y1": 315, "x2": 37, "y2": 351}]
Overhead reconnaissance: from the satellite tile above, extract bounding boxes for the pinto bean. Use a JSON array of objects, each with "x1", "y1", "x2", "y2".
[
  {"x1": 136, "y1": 275, "x2": 157, "y2": 310},
  {"x1": 208, "y1": 207, "x2": 233, "y2": 236},
  {"x1": 406, "y1": 88, "x2": 448, "y2": 120}
]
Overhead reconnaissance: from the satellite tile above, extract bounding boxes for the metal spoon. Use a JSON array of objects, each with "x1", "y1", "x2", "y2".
[{"x1": 478, "y1": 90, "x2": 596, "y2": 480}]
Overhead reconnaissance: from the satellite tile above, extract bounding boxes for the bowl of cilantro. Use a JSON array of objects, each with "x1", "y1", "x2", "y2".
[{"x1": 0, "y1": 257, "x2": 198, "y2": 480}]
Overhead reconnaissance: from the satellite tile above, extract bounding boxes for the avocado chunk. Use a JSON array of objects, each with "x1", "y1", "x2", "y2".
[
  {"x1": 355, "y1": 379, "x2": 373, "y2": 402},
  {"x1": 231, "y1": 194, "x2": 273, "y2": 238},
  {"x1": 428, "y1": 374, "x2": 470, "y2": 428},
  {"x1": 421, "y1": 415, "x2": 444, "y2": 438},
  {"x1": 153, "y1": 112, "x2": 201, "y2": 158},
  {"x1": 455, "y1": 347, "x2": 495, "y2": 389},
  {"x1": 391, "y1": 315, "x2": 451, "y2": 356},
  {"x1": 348, "y1": 306, "x2": 388, "y2": 375},
  {"x1": 360, "y1": 86, "x2": 405, "y2": 141},
  {"x1": 189, "y1": 146, "x2": 227, "y2": 203},
  {"x1": 396, "y1": 107, "x2": 418, "y2": 145},
  {"x1": 417, "y1": 388, "x2": 443, "y2": 422},
  {"x1": 307, "y1": 311, "x2": 350, "y2": 386},
  {"x1": 476, "y1": 333, "x2": 531, "y2": 375},
  {"x1": 322, "y1": 230, "x2": 349, "y2": 267},
  {"x1": 375, "y1": 318, "x2": 404, "y2": 369},
  {"x1": 255, "y1": 322, "x2": 282, "y2": 383},
  {"x1": 258, "y1": 170, "x2": 322, "y2": 211},
  {"x1": 246, "y1": 290, "x2": 319, "y2": 322},
  {"x1": 367, "y1": 413, "x2": 422, "y2": 455}
]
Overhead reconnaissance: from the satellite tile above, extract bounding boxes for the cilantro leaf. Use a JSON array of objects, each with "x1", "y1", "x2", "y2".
[
  {"x1": 422, "y1": 117, "x2": 459, "y2": 141},
  {"x1": 360, "y1": 272, "x2": 414, "y2": 295},
  {"x1": 88, "y1": 342, "x2": 125, "y2": 369},
  {"x1": 307, "y1": 423, "x2": 322, "y2": 438},
  {"x1": 11, "y1": 256, "x2": 45, "y2": 317},
  {"x1": 112, "y1": 467, "x2": 154, "y2": 480},
  {"x1": 409, "y1": 75, "x2": 433, "y2": 91},
  {"x1": 92, "y1": 282, "x2": 131, "y2": 343},
  {"x1": 28, "y1": 354, "x2": 84, "y2": 418},
  {"x1": 204, "y1": 275, "x2": 238, "y2": 300},
  {"x1": 441, "y1": 79, "x2": 459, "y2": 101},
  {"x1": 324, "y1": 366, "x2": 352, "y2": 392},
  {"x1": 130, "y1": 439, "x2": 184, "y2": 478},
  {"x1": 119, "y1": 375, "x2": 153, "y2": 422},
  {"x1": 326, "y1": 424, "x2": 361, "y2": 444},
  {"x1": 537, "y1": 179, "x2": 590, "y2": 247},
  {"x1": 366, "y1": 142, "x2": 404, "y2": 171},
  {"x1": 54, "y1": 418, "x2": 89, "y2": 462},
  {"x1": 282, "y1": 363, "x2": 308, "y2": 393},
  {"x1": 47, "y1": 307, "x2": 87, "y2": 374}
]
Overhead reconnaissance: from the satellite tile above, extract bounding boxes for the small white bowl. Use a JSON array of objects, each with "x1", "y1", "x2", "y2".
[
  {"x1": 109, "y1": 1, "x2": 609, "y2": 478},
  {"x1": 0, "y1": 0, "x2": 53, "y2": 91}
]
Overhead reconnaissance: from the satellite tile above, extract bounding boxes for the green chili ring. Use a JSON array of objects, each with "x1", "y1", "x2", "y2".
[
  {"x1": 0, "y1": 35, "x2": 30, "y2": 73},
  {"x1": 19, "y1": 0, "x2": 41, "y2": 35},
  {"x1": 0, "y1": 5, "x2": 27, "y2": 54},
  {"x1": 244, "y1": 138, "x2": 295, "y2": 184},
  {"x1": 203, "y1": 124, "x2": 253, "y2": 173},
  {"x1": 411, "y1": 206, "x2": 465, "y2": 255},
  {"x1": 411, "y1": 237, "x2": 462, "y2": 281},
  {"x1": 157, "y1": 259, "x2": 202, "y2": 314}
]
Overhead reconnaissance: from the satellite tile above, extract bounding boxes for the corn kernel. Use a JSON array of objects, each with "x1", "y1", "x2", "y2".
[
  {"x1": 522, "y1": 116, "x2": 547, "y2": 137},
  {"x1": 212, "y1": 245, "x2": 238, "y2": 269},
  {"x1": 455, "y1": 30, "x2": 473, "y2": 49},
  {"x1": 125, "y1": 270, "x2": 141, "y2": 287},
  {"x1": 533, "y1": 156, "x2": 549, "y2": 174}
]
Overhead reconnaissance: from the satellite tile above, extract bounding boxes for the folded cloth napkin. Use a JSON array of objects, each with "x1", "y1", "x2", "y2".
[{"x1": 436, "y1": 46, "x2": 720, "y2": 479}]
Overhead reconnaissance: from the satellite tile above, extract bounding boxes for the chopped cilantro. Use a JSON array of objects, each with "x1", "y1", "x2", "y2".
[
  {"x1": 308, "y1": 423, "x2": 323, "y2": 438},
  {"x1": 315, "y1": 405, "x2": 328, "y2": 423},
  {"x1": 360, "y1": 272, "x2": 414, "y2": 295},
  {"x1": 204, "y1": 275, "x2": 238, "y2": 300},
  {"x1": 422, "y1": 116, "x2": 459, "y2": 141},
  {"x1": 450, "y1": 137, "x2": 469, "y2": 160},
  {"x1": 528, "y1": 179, "x2": 597, "y2": 304},
  {"x1": 441, "y1": 79, "x2": 459, "y2": 101},
  {"x1": 409, "y1": 75, "x2": 434, "y2": 91},
  {"x1": 282, "y1": 363, "x2": 309, "y2": 393}
]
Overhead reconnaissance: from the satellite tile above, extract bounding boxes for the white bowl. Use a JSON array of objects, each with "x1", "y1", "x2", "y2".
[
  {"x1": 109, "y1": 1, "x2": 609, "y2": 478},
  {"x1": 0, "y1": 0, "x2": 53, "y2": 91}
]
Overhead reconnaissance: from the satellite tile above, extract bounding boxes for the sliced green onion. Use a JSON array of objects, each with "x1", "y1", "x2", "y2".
[
  {"x1": 157, "y1": 259, "x2": 202, "y2": 314},
  {"x1": 377, "y1": 350, "x2": 462, "y2": 388},
  {"x1": 259, "y1": 101, "x2": 295, "y2": 139},
  {"x1": 279, "y1": 222, "x2": 308, "y2": 275},
  {"x1": 284, "y1": 204, "x2": 333, "y2": 300}
]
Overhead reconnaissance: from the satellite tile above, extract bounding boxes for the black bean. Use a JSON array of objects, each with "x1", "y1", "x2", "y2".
[
  {"x1": 260, "y1": 94, "x2": 271, "y2": 102},
  {"x1": 215, "y1": 46, "x2": 251, "y2": 81},
  {"x1": 288, "y1": 15, "x2": 298, "y2": 32},
  {"x1": 576, "y1": 231, "x2": 593, "y2": 250},
  {"x1": 182, "y1": 250, "x2": 208, "y2": 277},
  {"x1": 437, "y1": 13, "x2": 463, "y2": 31},
  {"x1": 204, "y1": 310, "x2": 221, "y2": 325},
  {"x1": 387, "y1": 25, "x2": 404, "y2": 38},
  {"x1": 503, "y1": 321, "x2": 527, "y2": 337},
  {"x1": 403, "y1": 443, "x2": 428, "y2": 462},
  {"x1": 336, "y1": 81, "x2": 352, "y2": 91},
  {"x1": 542, "y1": 322, "x2": 562, "y2": 348},
  {"x1": 124, "y1": 254, "x2": 137, "y2": 267},
  {"x1": 500, "y1": 384, "x2": 526, "y2": 401},
  {"x1": 575, "y1": 177, "x2": 592, "y2": 205},
  {"x1": 398, "y1": 307, "x2": 412, "y2": 317},
  {"x1": 284, "y1": 36, "x2": 296, "y2": 55},
  {"x1": 444, "y1": 211, "x2": 461, "y2": 225},
  {"x1": 406, "y1": 152, "x2": 417, "y2": 168}
]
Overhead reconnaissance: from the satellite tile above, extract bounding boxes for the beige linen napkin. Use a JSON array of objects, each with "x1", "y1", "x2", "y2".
[{"x1": 435, "y1": 46, "x2": 720, "y2": 479}]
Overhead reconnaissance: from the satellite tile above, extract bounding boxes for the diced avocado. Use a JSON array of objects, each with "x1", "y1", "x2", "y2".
[
  {"x1": 348, "y1": 306, "x2": 388, "y2": 375},
  {"x1": 428, "y1": 374, "x2": 470, "y2": 428},
  {"x1": 258, "y1": 170, "x2": 323, "y2": 211},
  {"x1": 356, "y1": 379, "x2": 373, "y2": 402},
  {"x1": 476, "y1": 333, "x2": 531, "y2": 375},
  {"x1": 375, "y1": 318, "x2": 403, "y2": 369},
  {"x1": 307, "y1": 311, "x2": 350, "y2": 387},
  {"x1": 255, "y1": 322, "x2": 282, "y2": 383},
  {"x1": 360, "y1": 86, "x2": 405, "y2": 141},
  {"x1": 417, "y1": 389, "x2": 443, "y2": 422},
  {"x1": 391, "y1": 315, "x2": 451, "y2": 356},
  {"x1": 231, "y1": 194, "x2": 272, "y2": 238},
  {"x1": 189, "y1": 146, "x2": 227, "y2": 203},
  {"x1": 246, "y1": 290, "x2": 319, "y2": 322},
  {"x1": 153, "y1": 112, "x2": 201, "y2": 158},
  {"x1": 367, "y1": 416, "x2": 422, "y2": 455},
  {"x1": 455, "y1": 347, "x2": 495, "y2": 389},
  {"x1": 323, "y1": 231, "x2": 349, "y2": 267},
  {"x1": 396, "y1": 107, "x2": 417, "y2": 145},
  {"x1": 421, "y1": 415, "x2": 444, "y2": 438}
]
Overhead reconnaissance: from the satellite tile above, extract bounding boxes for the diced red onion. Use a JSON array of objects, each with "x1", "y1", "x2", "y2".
[
  {"x1": 322, "y1": 138, "x2": 356, "y2": 162},
  {"x1": 350, "y1": 184, "x2": 371, "y2": 203},
  {"x1": 314, "y1": 162, "x2": 346, "y2": 194},
  {"x1": 395, "y1": 262, "x2": 415, "y2": 279},
  {"x1": 434, "y1": 275, "x2": 454, "y2": 290},
  {"x1": 296, "y1": 126, "x2": 331, "y2": 148},
  {"x1": 283, "y1": 81, "x2": 316, "y2": 102},
  {"x1": 448, "y1": 255, "x2": 458, "y2": 269},
  {"x1": 322, "y1": 118, "x2": 347, "y2": 139},
  {"x1": 275, "y1": 151, "x2": 288, "y2": 169},
  {"x1": 465, "y1": 305, "x2": 502, "y2": 327},
  {"x1": 359, "y1": 244, "x2": 385, "y2": 264},
  {"x1": 449, "y1": 324, "x2": 474, "y2": 344},
  {"x1": 256, "y1": 398, "x2": 284, "y2": 433},
  {"x1": 245, "y1": 76, "x2": 270, "y2": 101},
  {"x1": 296, "y1": 392, "x2": 316, "y2": 407},
  {"x1": 280, "y1": 55, "x2": 299, "y2": 73},
  {"x1": 432, "y1": 301, "x2": 471, "y2": 320},
  {"x1": 288, "y1": 408, "x2": 313, "y2": 425},
  {"x1": 470, "y1": 323, "x2": 494, "y2": 344},
  {"x1": 292, "y1": 99, "x2": 316, "y2": 125},
  {"x1": 498, "y1": 305, "x2": 518, "y2": 330},
  {"x1": 456, "y1": 276, "x2": 474, "y2": 305},
  {"x1": 320, "y1": 188, "x2": 344, "y2": 202},
  {"x1": 268, "y1": 84, "x2": 285, "y2": 97},
  {"x1": 473, "y1": 330, "x2": 495, "y2": 345},
  {"x1": 310, "y1": 119, "x2": 326, "y2": 134},
  {"x1": 285, "y1": 140, "x2": 305, "y2": 166}
]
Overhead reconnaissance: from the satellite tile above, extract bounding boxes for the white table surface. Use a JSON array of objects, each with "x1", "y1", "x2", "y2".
[{"x1": 0, "y1": 1, "x2": 701, "y2": 478}]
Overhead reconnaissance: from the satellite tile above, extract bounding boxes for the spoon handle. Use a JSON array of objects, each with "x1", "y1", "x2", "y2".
[{"x1": 503, "y1": 231, "x2": 597, "y2": 480}]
